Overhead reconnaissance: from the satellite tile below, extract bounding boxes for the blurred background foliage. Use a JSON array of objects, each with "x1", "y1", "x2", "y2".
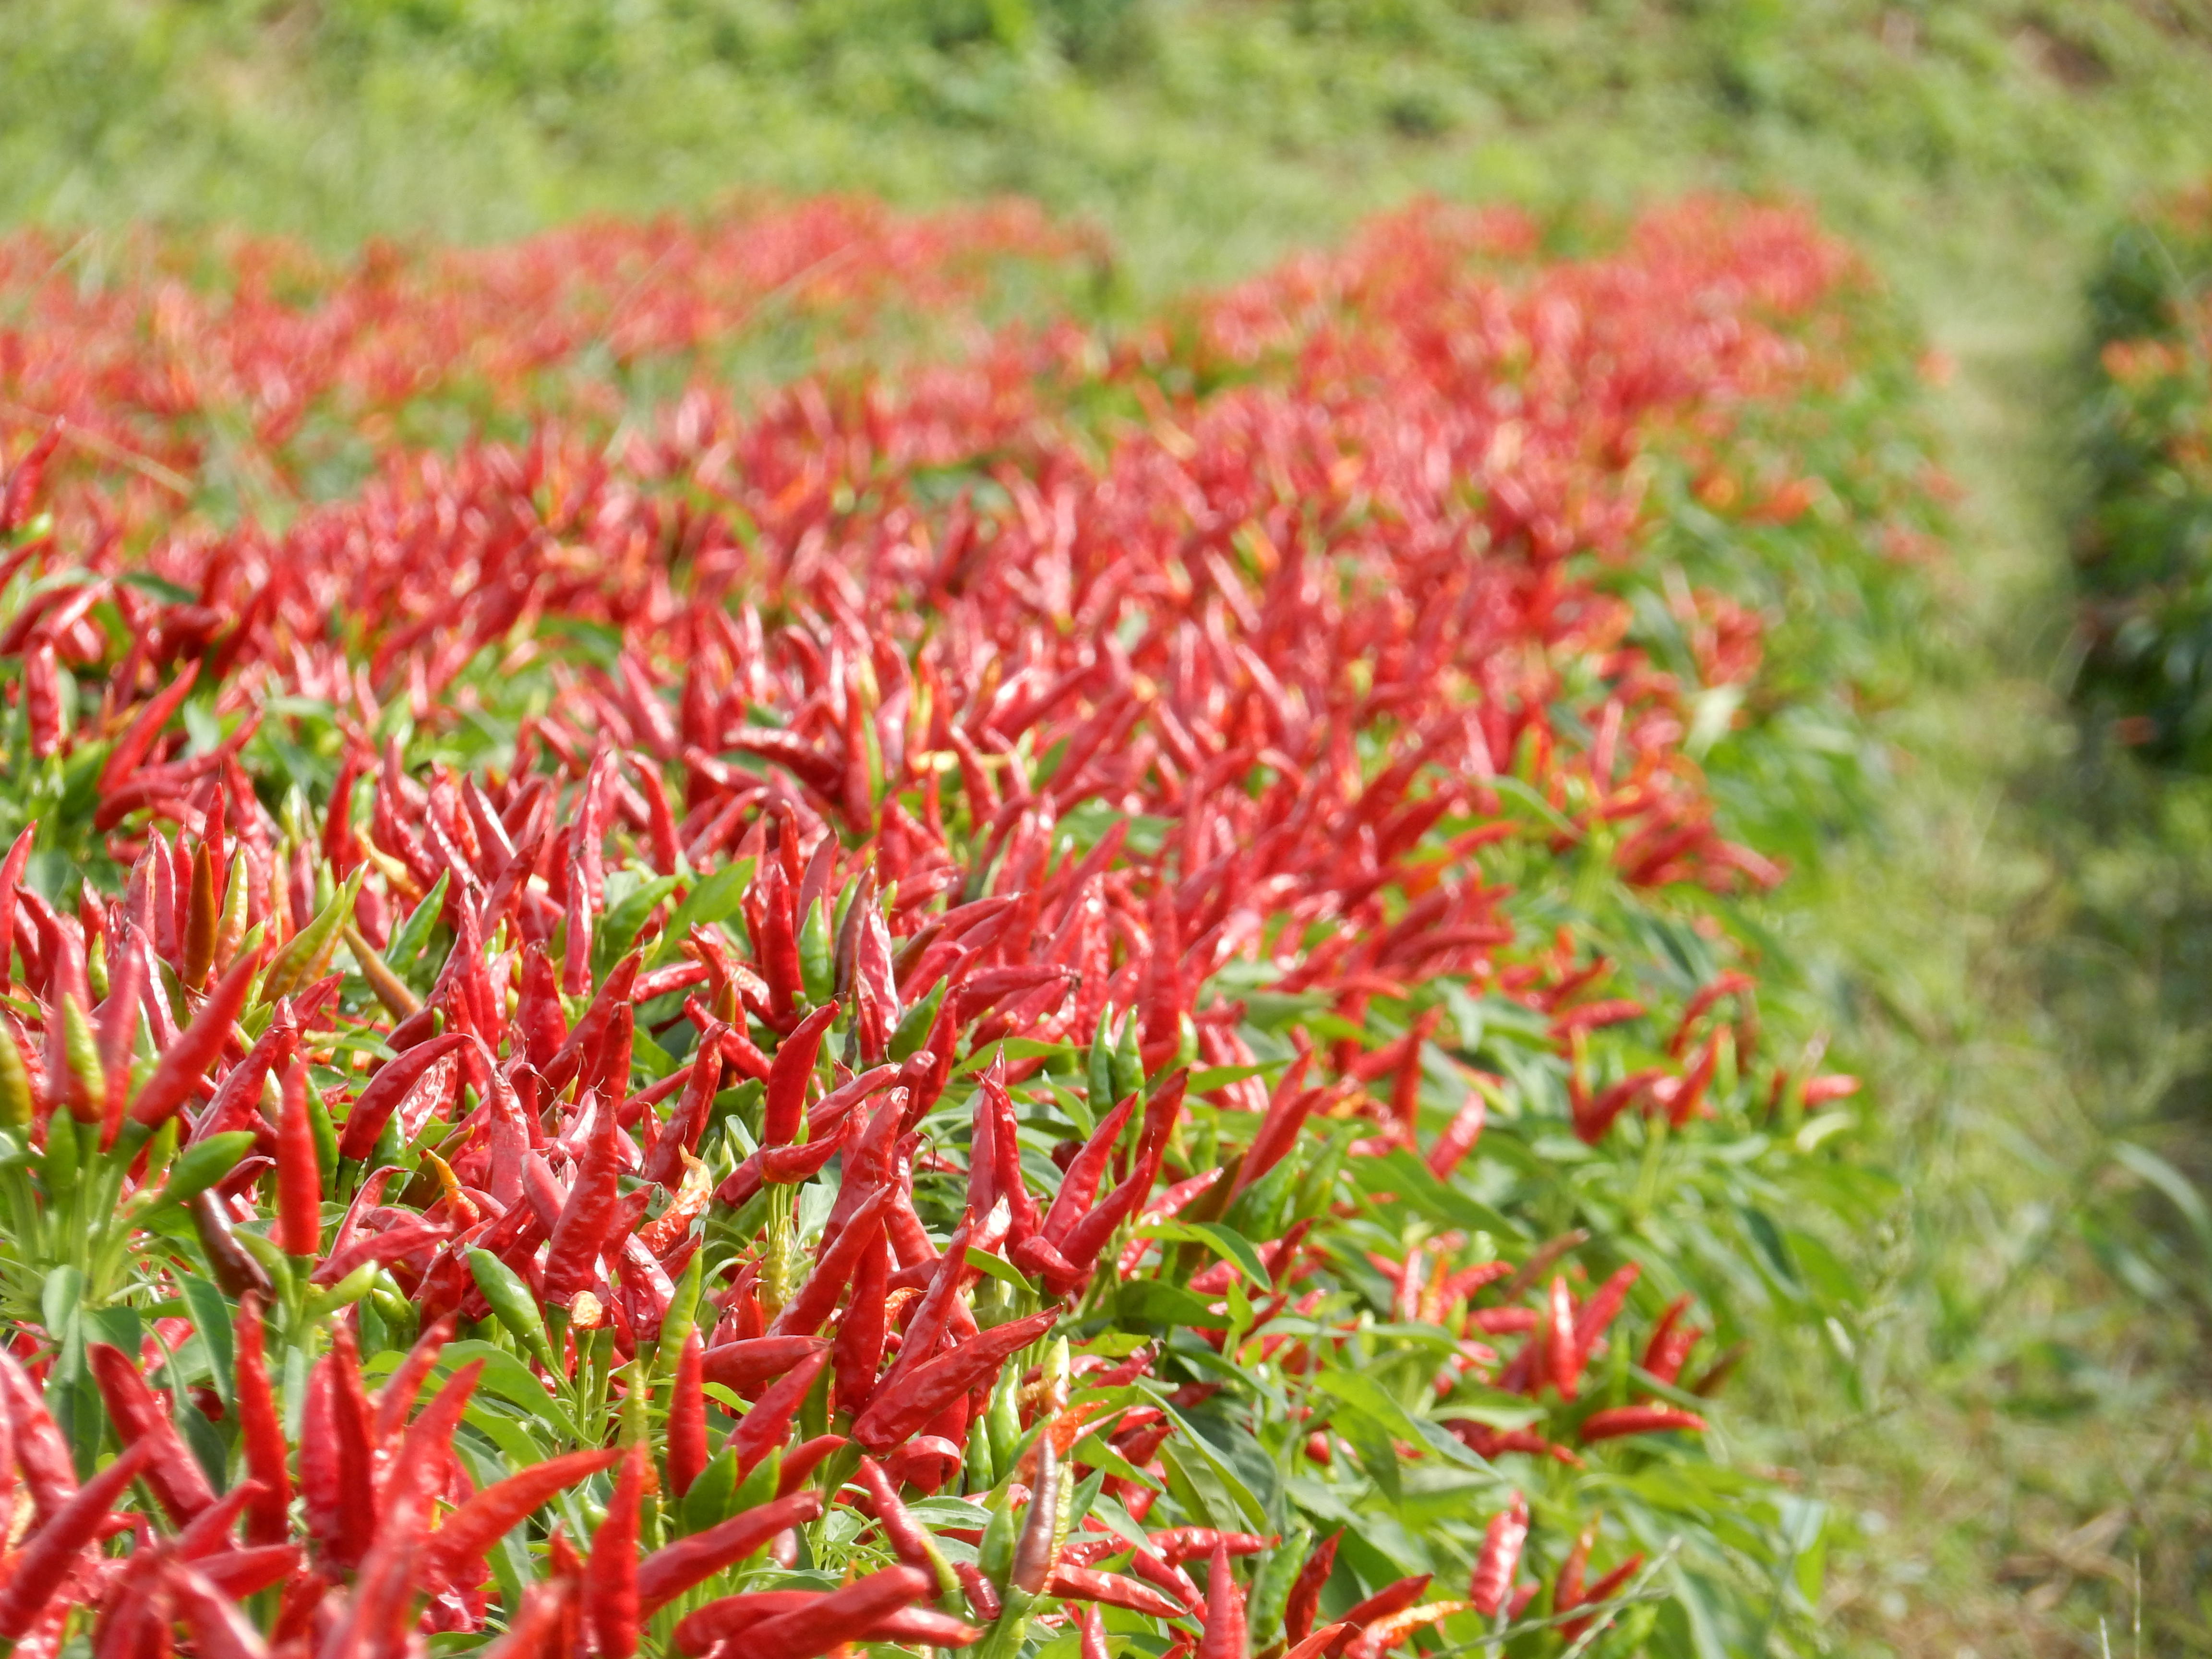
[{"x1": 12, "y1": 1, "x2": 2212, "y2": 1651}]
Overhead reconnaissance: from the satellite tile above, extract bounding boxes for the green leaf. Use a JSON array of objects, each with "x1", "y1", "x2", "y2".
[
  {"x1": 595, "y1": 873, "x2": 681, "y2": 980},
  {"x1": 652, "y1": 860, "x2": 756, "y2": 963},
  {"x1": 177, "y1": 1275, "x2": 236, "y2": 1408}
]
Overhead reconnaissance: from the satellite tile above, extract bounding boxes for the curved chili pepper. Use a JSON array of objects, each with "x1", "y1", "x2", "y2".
[
  {"x1": 768, "y1": 1187, "x2": 886, "y2": 1338},
  {"x1": 677, "y1": 1564, "x2": 932, "y2": 1659},
  {"x1": 0, "y1": 825, "x2": 33, "y2": 998},
  {"x1": 584, "y1": 1443, "x2": 648, "y2": 1659},
  {"x1": 762, "y1": 1000, "x2": 838, "y2": 1148},
  {"x1": 850, "y1": 1308, "x2": 1058, "y2": 1453},
  {"x1": 96, "y1": 659, "x2": 202, "y2": 799},
  {"x1": 1576, "y1": 1405, "x2": 1706, "y2": 1441},
  {"x1": 1046, "y1": 1566, "x2": 1187, "y2": 1620},
  {"x1": 165, "y1": 1559, "x2": 274, "y2": 1659},
  {"x1": 541, "y1": 950, "x2": 642, "y2": 1095},
  {"x1": 275, "y1": 1058, "x2": 322, "y2": 1258},
  {"x1": 701, "y1": 1335, "x2": 830, "y2": 1395},
  {"x1": 1467, "y1": 1494, "x2": 1526, "y2": 1616},
  {"x1": 0, "y1": 1438, "x2": 154, "y2": 1637},
  {"x1": 1559, "y1": 1554, "x2": 1644, "y2": 1642},
  {"x1": 228, "y1": 1296, "x2": 292, "y2": 1547},
  {"x1": 1281, "y1": 1530, "x2": 1340, "y2": 1645},
  {"x1": 542, "y1": 1091, "x2": 625, "y2": 1306},
  {"x1": 637, "y1": 1491, "x2": 823, "y2": 1613},
  {"x1": 421, "y1": 1449, "x2": 622, "y2": 1587},
  {"x1": 0, "y1": 1351, "x2": 76, "y2": 1525},
  {"x1": 86, "y1": 1341, "x2": 217, "y2": 1525},
  {"x1": 1197, "y1": 1540, "x2": 1248, "y2": 1659},
  {"x1": 725, "y1": 1347, "x2": 829, "y2": 1476},
  {"x1": 337, "y1": 1032, "x2": 472, "y2": 1162},
  {"x1": 832, "y1": 1233, "x2": 890, "y2": 1419}
]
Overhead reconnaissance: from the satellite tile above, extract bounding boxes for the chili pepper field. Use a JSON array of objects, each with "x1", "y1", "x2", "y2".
[{"x1": 6, "y1": 6, "x2": 2212, "y2": 1658}]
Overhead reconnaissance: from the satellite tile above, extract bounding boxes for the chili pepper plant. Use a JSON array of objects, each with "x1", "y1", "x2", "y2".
[
  {"x1": 0, "y1": 194, "x2": 1937, "y2": 1659},
  {"x1": 2073, "y1": 181, "x2": 2212, "y2": 766}
]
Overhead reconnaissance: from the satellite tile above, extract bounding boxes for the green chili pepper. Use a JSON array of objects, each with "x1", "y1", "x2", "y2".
[
  {"x1": 978, "y1": 1490, "x2": 1022, "y2": 1591},
  {"x1": 655, "y1": 1249, "x2": 706, "y2": 1380},
  {"x1": 798, "y1": 897, "x2": 833, "y2": 1006},
  {"x1": 888, "y1": 982, "x2": 945, "y2": 1062},
  {"x1": 0, "y1": 1022, "x2": 31, "y2": 1131},
  {"x1": 262, "y1": 866, "x2": 366, "y2": 1006},
  {"x1": 469, "y1": 1248, "x2": 559, "y2": 1372},
  {"x1": 986, "y1": 1365, "x2": 1023, "y2": 1475},
  {"x1": 1086, "y1": 1008, "x2": 1118, "y2": 1109},
  {"x1": 1111, "y1": 1012, "x2": 1144, "y2": 1103},
  {"x1": 39, "y1": 1108, "x2": 79, "y2": 1201},
  {"x1": 153, "y1": 1131, "x2": 257, "y2": 1211},
  {"x1": 1246, "y1": 1523, "x2": 1311, "y2": 1643},
  {"x1": 60, "y1": 992, "x2": 105, "y2": 1125}
]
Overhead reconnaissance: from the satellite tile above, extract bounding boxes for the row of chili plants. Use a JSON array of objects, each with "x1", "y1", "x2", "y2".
[
  {"x1": 2073, "y1": 180, "x2": 2212, "y2": 764},
  {"x1": 0, "y1": 194, "x2": 1938, "y2": 1658}
]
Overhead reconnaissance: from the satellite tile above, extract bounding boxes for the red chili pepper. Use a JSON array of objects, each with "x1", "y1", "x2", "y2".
[
  {"x1": 0, "y1": 1438, "x2": 153, "y2": 1637},
  {"x1": 232, "y1": 1295, "x2": 292, "y2": 1546},
  {"x1": 422, "y1": 1449, "x2": 622, "y2": 1587},
  {"x1": 872, "y1": 1607, "x2": 986, "y2": 1647},
  {"x1": 275, "y1": 1058, "x2": 322, "y2": 1258},
  {"x1": 1145, "y1": 1529, "x2": 1273, "y2": 1567},
  {"x1": 165, "y1": 1559, "x2": 276, "y2": 1659},
  {"x1": 1196, "y1": 1541, "x2": 1248, "y2": 1659},
  {"x1": 769, "y1": 1187, "x2": 886, "y2": 1338},
  {"x1": 702, "y1": 1335, "x2": 831, "y2": 1395},
  {"x1": 832, "y1": 1233, "x2": 890, "y2": 1419},
  {"x1": 678, "y1": 1564, "x2": 932, "y2": 1659},
  {"x1": 175, "y1": 1479, "x2": 262, "y2": 1558},
  {"x1": 1045, "y1": 1565, "x2": 1190, "y2": 1620},
  {"x1": 337, "y1": 1033, "x2": 473, "y2": 1163},
  {"x1": 1039, "y1": 1091, "x2": 1136, "y2": 1248},
  {"x1": 541, "y1": 1091, "x2": 625, "y2": 1306},
  {"x1": 1322, "y1": 1575, "x2": 1432, "y2": 1659},
  {"x1": 667, "y1": 1329, "x2": 708, "y2": 1499},
  {"x1": 1572, "y1": 1263, "x2": 1640, "y2": 1358},
  {"x1": 1282, "y1": 1531, "x2": 1341, "y2": 1645},
  {"x1": 0, "y1": 825, "x2": 32, "y2": 997},
  {"x1": 637, "y1": 1491, "x2": 823, "y2": 1614},
  {"x1": 1576, "y1": 1405, "x2": 1706, "y2": 1442},
  {"x1": 0, "y1": 1351, "x2": 75, "y2": 1526},
  {"x1": 541, "y1": 950, "x2": 642, "y2": 1095},
  {"x1": 1640, "y1": 1296, "x2": 1695, "y2": 1382},
  {"x1": 762, "y1": 1000, "x2": 838, "y2": 1148},
  {"x1": 584, "y1": 1443, "x2": 648, "y2": 1659},
  {"x1": 96, "y1": 659, "x2": 201, "y2": 799},
  {"x1": 1559, "y1": 1554, "x2": 1644, "y2": 1641},
  {"x1": 1426, "y1": 1088, "x2": 1487, "y2": 1179},
  {"x1": 1545, "y1": 1276, "x2": 1579, "y2": 1399},
  {"x1": 23, "y1": 638, "x2": 64, "y2": 758},
  {"x1": 190, "y1": 1542, "x2": 306, "y2": 1599},
  {"x1": 193, "y1": 1009, "x2": 296, "y2": 1140},
  {"x1": 854, "y1": 1456, "x2": 938, "y2": 1571},
  {"x1": 86, "y1": 1341, "x2": 217, "y2": 1525},
  {"x1": 725, "y1": 1347, "x2": 829, "y2": 1476},
  {"x1": 850, "y1": 1308, "x2": 1058, "y2": 1453},
  {"x1": 1467, "y1": 1494, "x2": 1526, "y2": 1616}
]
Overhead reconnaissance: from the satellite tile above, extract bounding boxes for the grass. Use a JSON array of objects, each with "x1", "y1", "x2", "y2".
[{"x1": 12, "y1": 2, "x2": 2212, "y2": 1650}]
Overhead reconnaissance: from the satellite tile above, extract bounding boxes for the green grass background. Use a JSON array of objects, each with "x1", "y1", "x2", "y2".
[{"x1": 12, "y1": 1, "x2": 2212, "y2": 1649}]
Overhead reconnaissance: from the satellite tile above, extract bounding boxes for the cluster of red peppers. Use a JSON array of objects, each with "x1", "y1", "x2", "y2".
[{"x1": 0, "y1": 192, "x2": 1903, "y2": 1659}]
